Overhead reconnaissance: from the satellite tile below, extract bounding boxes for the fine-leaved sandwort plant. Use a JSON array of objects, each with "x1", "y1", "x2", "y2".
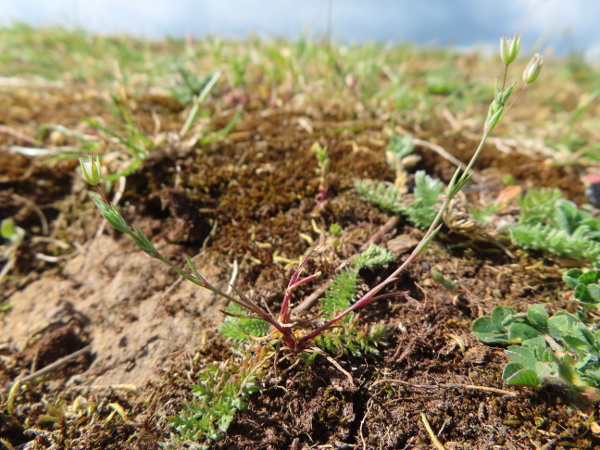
[
  {"x1": 80, "y1": 33, "x2": 542, "y2": 354},
  {"x1": 78, "y1": 33, "x2": 544, "y2": 446}
]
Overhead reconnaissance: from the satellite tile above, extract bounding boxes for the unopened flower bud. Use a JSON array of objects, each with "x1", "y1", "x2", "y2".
[
  {"x1": 500, "y1": 34, "x2": 520, "y2": 65},
  {"x1": 79, "y1": 153, "x2": 102, "y2": 185},
  {"x1": 523, "y1": 53, "x2": 543, "y2": 84}
]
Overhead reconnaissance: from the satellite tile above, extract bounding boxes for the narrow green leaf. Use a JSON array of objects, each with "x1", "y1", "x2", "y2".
[
  {"x1": 199, "y1": 109, "x2": 242, "y2": 146},
  {"x1": 132, "y1": 225, "x2": 159, "y2": 257}
]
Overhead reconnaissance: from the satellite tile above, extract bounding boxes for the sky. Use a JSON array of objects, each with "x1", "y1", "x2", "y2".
[{"x1": 1, "y1": 0, "x2": 599, "y2": 61}]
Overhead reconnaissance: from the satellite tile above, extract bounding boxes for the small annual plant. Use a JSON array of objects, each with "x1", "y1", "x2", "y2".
[
  {"x1": 81, "y1": 32, "x2": 541, "y2": 352},
  {"x1": 86, "y1": 162, "x2": 406, "y2": 353},
  {"x1": 167, "y1": 243, "x2": 395, "y2": 446},
  {"x1": 220, "y1": 243, "x2": 395, "y2": 357},
  {"x1": 79, "y1": 33, "x2": 542, "y2": 444}
]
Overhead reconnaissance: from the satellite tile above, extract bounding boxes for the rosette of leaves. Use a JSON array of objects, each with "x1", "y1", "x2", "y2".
[{"x1": 472, "y1": 304, "x2": 600, "y2": 403}]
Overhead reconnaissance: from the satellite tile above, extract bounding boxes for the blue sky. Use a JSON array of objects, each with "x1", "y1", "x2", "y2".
[{"x1": 2, "y1": 0, "x2": 599, "y2": 60}]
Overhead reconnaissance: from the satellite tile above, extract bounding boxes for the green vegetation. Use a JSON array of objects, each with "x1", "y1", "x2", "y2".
[
  {"x1": 355, "y1": 132, "x2": 443, "y2": 227},
  {"x1": 564, "y1": 268, "x2": 600, "y2": 310},
  {"x1": 314, "y1": 244, "x2": 396, "y2": 357},
  {"x1": 361, "y1": 157, "x2": 600, "y2": 264},
  {"x1": 356, "y1": 168, "x2": 444, "y2": 228},
  {"x1": 220, "y1": 302, "x2": 272, "y2": 341},
  {"x1": 354, "y1": 178, "x2": 404, "y2": 214},
  {"x1": 170, "y1": 244, "x2": 395, "y2": 445},
  {"x1": 76, "y1": 30, "x2": 547, "y2": 446},
  {"x1": 473, "y1": 269, "x2": 600, "y2": 404},
  {"x1": 510, "y1": 189, "x2": 600, "y2": 263},
  {"x1": 167, "y1": 345, "x2": 272, "y2": 448},
  {"x1": 4, "y1": 22, "x2": 600, "y2": 449},
  {"x1": 0, "y1": 219, "x2": 25, "y2": 283}
]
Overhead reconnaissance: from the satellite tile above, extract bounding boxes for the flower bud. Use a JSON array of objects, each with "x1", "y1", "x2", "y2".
[
  {"x1": 523, "y1": 53, "x2": 543, "y2": 84},
  {"x1": 79, "y1": 153, "x2": 102, "y2": 185},
  {"x1": 500, "y1": 34, "x2": 520, "y2": 65}
]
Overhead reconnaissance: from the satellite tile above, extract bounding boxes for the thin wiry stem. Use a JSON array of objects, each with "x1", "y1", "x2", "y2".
[
  {"x1": 291, "y1": 130, "x2": 494, "y2": 351},
  {"x1": 279, "y1": 251, "x2": 319, "y2": 324}
]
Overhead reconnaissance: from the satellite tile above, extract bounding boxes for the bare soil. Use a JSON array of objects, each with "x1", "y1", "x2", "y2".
[{"x1": 1, "y1": 75, "x2": 598, "y2": 450}]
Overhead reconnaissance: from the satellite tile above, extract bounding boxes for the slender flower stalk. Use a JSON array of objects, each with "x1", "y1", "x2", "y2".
[{"x1": 500, "y1": 33, "x2": 520, "y2": 91}]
